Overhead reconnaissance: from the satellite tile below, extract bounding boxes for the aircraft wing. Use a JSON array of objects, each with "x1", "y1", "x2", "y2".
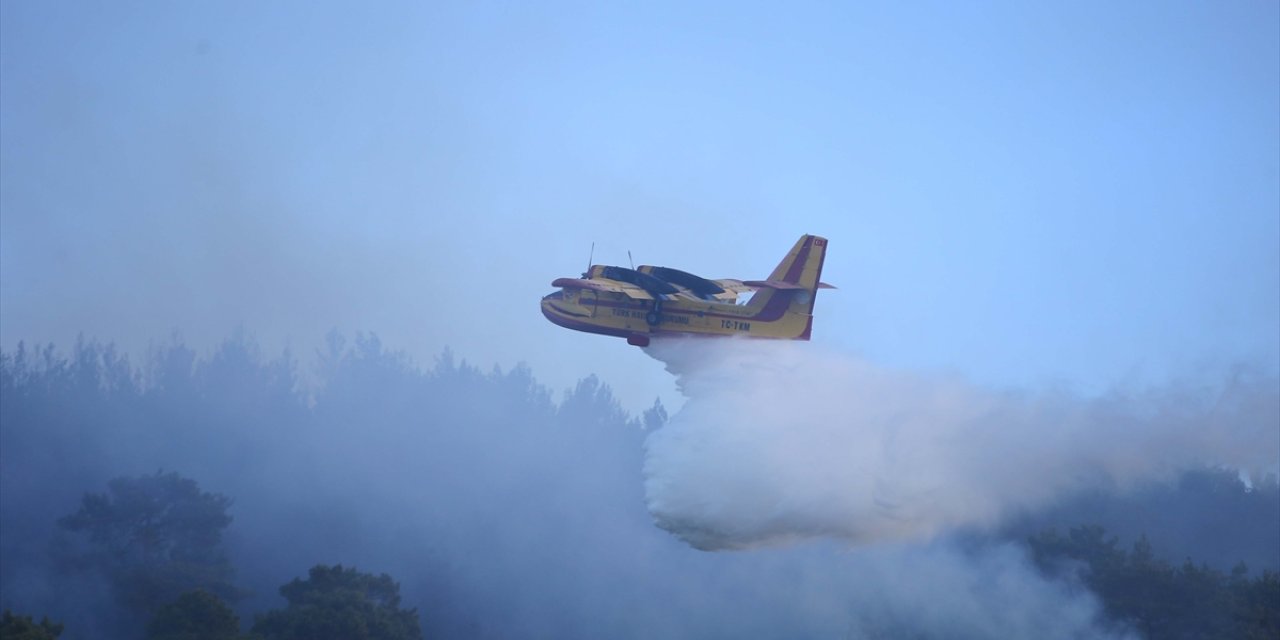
[
  {"x1": 711, "y1": 279, "x2": 757, "y2": 294},
  {"x1": 551, "y1": 277, "x2": 656, "y2": 300}
]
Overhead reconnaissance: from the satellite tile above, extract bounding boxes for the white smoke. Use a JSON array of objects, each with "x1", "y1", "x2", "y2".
[
  {"x1": 642, "y1": 338, "x2": 1279, "y2": 551},
  {"x1": 836, "y1": 540, "x2": 1140, "y2": 640}
]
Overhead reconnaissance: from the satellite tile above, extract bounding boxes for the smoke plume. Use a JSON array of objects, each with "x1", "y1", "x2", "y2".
[{"x1": 642, "y1": 338, "x2": 1279, "y2": 551}]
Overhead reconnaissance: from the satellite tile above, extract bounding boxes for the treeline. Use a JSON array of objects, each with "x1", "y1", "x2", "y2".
[
  {"x1": 1, "y1": 334, "x2": 652, "y2": 638},
  {"x1": 1004, "y1": 466, "x2": 1280, "y2": 575},
  {"x1": 1, "y1": 334, "x2": 1276, "y2": 638},
  {"x1": 8, "y1": 561, "x2": 419, "y2": 640},
  {"x1": 45, "y1": 469, "x2": 420, "y2": 638},
  {"x1": 1028, "y1": 525, "x2": 1279, "y2": 639}
]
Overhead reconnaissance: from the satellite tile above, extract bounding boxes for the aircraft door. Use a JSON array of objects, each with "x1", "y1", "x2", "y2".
[{"x1": 580, "y1": 290, "x2": 598, "y2": 317}]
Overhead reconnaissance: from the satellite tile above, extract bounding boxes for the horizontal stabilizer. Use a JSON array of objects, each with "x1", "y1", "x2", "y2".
[
  {"x1": 711, "y1": 279, "x2": 756, "y2": 294},
  {"x1": 742, "y1": 280, "x2": 807, "y2": 290}
]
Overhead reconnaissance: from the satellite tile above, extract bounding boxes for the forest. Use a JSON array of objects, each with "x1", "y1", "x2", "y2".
[{"x1": 1, "y1": 334, "x2": 1276, "y2": 639}]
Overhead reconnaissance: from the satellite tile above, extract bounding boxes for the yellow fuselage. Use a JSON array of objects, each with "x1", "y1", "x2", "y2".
[{"x1": 542, "y1": 235, "x2": 829, "y2": 346}]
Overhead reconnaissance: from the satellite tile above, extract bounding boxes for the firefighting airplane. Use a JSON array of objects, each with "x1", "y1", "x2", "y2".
[{"x1": 541, "y1": 234, "x2": 833, "y2": 347}]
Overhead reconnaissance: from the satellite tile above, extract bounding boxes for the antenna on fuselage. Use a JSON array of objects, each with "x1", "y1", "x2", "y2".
[
  {"x1": 628, "y1": 250, "x2": 634, "y2": 270},
  {"x1": 583, "y1": 242, "x2": 594, "y2": 278}
]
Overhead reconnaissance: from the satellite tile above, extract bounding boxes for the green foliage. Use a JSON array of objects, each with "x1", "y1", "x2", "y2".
[
  {"x1": 57, "y1": 471, "x2": 240, "y2": 616},
  {"x1": 147, "y1": 590, "x2": 242, "y2": 640},
  {"x1": 1232, "y1": 570, "x2": 1280, "y2": 640},
  {"x1": 643, "y1": 397, "x2": 668, "y2": 431},
  {"x1": 0, "y1": 610, "x2": 63, "y2": 639},
  {"x1": 251, "y1": 565, "x2": 422, "y2": 640},
  {"x1": 558, "y1": 375, "x2": 628, "y2": 428},
  {"x1": 1029, "y1": 525, "x2": 1280, "y2": 639},
  {"x1": 1007, "y1": 467, "x2": 1280, "y2": 574}
]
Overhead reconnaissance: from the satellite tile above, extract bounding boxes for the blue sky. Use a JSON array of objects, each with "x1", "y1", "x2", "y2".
[{"x1": 2, "y1": 1, "x2": 1276, "y2": 410}]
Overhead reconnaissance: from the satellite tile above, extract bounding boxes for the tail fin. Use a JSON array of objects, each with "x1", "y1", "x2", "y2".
[
  {"x1": 743, "y1": 235, "x2": 830, "y2": 339},
  {"x1": 767, "y1": 235, "x2": 827, "y2": 290}
]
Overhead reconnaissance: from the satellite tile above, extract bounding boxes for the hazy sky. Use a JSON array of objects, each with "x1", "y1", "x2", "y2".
[{"x1": 2, "y1": 1, "x2": 1276, "y2": 411}]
